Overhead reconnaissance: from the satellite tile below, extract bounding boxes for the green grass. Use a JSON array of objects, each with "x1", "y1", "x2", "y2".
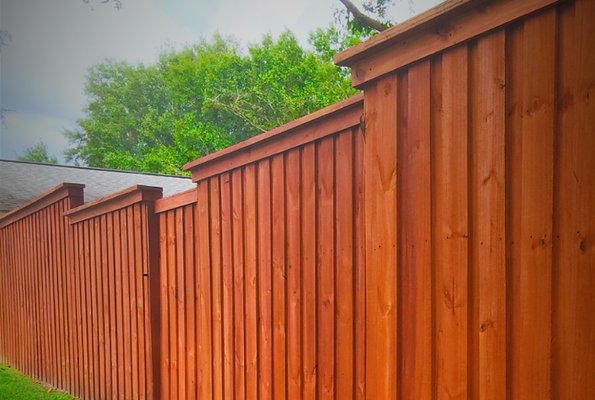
[{"x1": 0, "y1": 364, "x2": 75, "y2": 400}]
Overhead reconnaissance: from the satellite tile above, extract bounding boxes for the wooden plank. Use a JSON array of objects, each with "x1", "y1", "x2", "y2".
[
  {"x1": 209, "y1": 176, "x2": 224, "y2": 400},
  {"x1": 154, "y1": 188, "x2": 197, "y2": 213},
  {"x1": 114, "y1": 211, "x2": 125, "y2": 399},
  {"x1": 121, "y1": 210, "x2": 132, "y2": 400},
  {"x1": 433, "y1": 44, "x2": 469, "y2": 400},
  {"x1": 243, "y1": 164, "x2": 259, "y2": 400},
  {"x1": 57, "y1": 202, "x2": 70, "y2": 391},
  {"x1": 335, "y1": 130, "x2": 354, "y2": 399},
  {"x1": 353, "y1": 126, "x2": 365, "y2": 400},
  {"x1": 285, "y1": 148, "x2": 302, "y2": 399},
  {"x1": 317, "y1": 136, "x2": 335, "y2": 399},
  {"x1": 271, "y1": 154, "x2": 287, "y2": 399},
  {"x1": 257, "y1": 159, "x2": 273, "y2": 399},
  {"x1": 49, "y1": 205, "x2": 61, "y2": 387},
  {"x1": 469, "y1": 30, "x2": 506, "y2": 400},
  {"x1": 159, "y1": 213, "x2": 170, "y2": 399},
  {"x1": 123, "y1": 208, "x2": 136, "y2": 397},
  {"x1": 220, "y1": 172, "x2": 235, "y2": 400},
  {"x1": 300, "y1": 143, "x2": 317, "y2": 399},
  {"x1": 146, "y1": 202, "x2": 161, "y2": 400},
  {"x1": 232, "y1": 168, "x2": 246, "y2": 400},
  {"x1": 554, "y1": 0, "x2": 595, "y2": 397},
  {"x1": 89, "y1": 218, "x2": 99, "y2": 397},
  {"x1": 183, "y1": 204, "x2": 196, "y2": 398},
  {"x1": 167, "y1": 210, "x2": 179, "y2": 400},
  {"x1": 80, "y1": 222, "x2": 91, "y2": 397},
  {"x1": 100, "y1": 214, "x2": 110, "y2": 399},
  {"x1": 363, "y1": 74, "x2": 398, "y2": 398},
  {"x1": 508, "y1": 10, "x2": 556, "y2": 399},
  {"x1": 133, "y1": 205, "x2": 147, "y2": 399},
  {"x1": 334, "y1": 0, "x2": 473, "y2": 64},
  {"x1": 107, "y1": 213, "x2": 119, "y2": 399},
  {"x1": 341, "y1": 0, "x2": 562, "y2": 87},
  {"x1": 127, "y1": 207, "x2": 139, "y2": 399},
  {"x1": 398, "y1": 60, "x2": 432, "y2": 400},
  {"x1": 197, "y1": 181, "x2": 213, "y2": 398},
  {"x1": 175, "y1": 208, "x2": 187, "y2": 400},
  {"x1": 66, "y1": 200, "x2": 78, "y2": 393}
]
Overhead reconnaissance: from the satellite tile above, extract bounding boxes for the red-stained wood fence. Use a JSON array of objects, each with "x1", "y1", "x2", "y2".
[
  {"x1": 165, "y1": 94, "x2": 365, "y2": 400},
  {"x1": 0, "y1": 184, "x2": 162, "y2": 400},
  {"x1": 1, "y1": 0, "x2": 593, "y2": 399},
  {"x1": 334, "y1": 0, "x2": 595, "y2": 398}
]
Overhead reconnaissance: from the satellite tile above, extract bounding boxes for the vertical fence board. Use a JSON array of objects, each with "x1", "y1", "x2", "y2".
[
  {"x1": 208, "y1": 177, "x2": 224, "y2": 400},
  {"x1": 243, "y1": 164, "x2": 259, "y2": 400},
  {"x1": 300, "y1": 143, "x2": 317, "y2": 400},
  {"x1": 271, "y1": 154, "x2": 287, "y2": 400},
  {"x1": 232, "y1": 168, "x2": 246, "y2": 400},
  {"x1": 470, "y1": 30, "x2": 507, "y2": 400},
  {"x1": 257, "y1": 160, "x2": 273, "y2": 400},
  {"x1": 434, "y1": 44, "x2": 469, "y2": 400},
  {"x1": 399, "y1": 59, "x2": 432, "y2": 400},
  {"x1": 285, "y1": 149, "x2": 302, "y2": 400},
  {"x1": 363, "y1": 74, "x2": 398, "y2": 399},
  {"x1": 509, "y1": 10, "x2": 556, "y2": 400},
  {"x1": 554, "y1": 0, "x2": 595, "y2": 398}
]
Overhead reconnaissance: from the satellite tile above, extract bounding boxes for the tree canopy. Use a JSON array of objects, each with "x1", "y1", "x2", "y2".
[
  {"x1": 65, "y1": 32, "x2": 357, "y2": 174},
  {"x1": 17, "y1": 142, "x2": 58, "y2": 164},
  {"x1": 66, "y1": 0, "x2": 409, "y2": 175}
]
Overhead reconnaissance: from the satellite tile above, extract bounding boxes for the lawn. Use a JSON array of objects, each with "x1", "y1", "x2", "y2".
[{"x1": 0, "y1": 364, "x2": 75, "y2": 400}]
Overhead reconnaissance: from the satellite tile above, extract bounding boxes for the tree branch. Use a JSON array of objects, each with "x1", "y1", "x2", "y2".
[{"x1": 338, "y1": 0, "x2": 390, "y2": 32}]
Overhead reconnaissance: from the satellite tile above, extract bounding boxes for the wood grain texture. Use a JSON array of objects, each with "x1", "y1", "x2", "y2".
[
  {"x1": 433, "y1": 44, "x2": 469, "y2": 400},
  {"x1": 363, "y1": 74, "x2": 398, "y2": 399},
  {"x1": 398, "y1": 60, "x2": 432, "y2": 400},
  {"x1": 470, "y1": 31, "x2": 506, "y2": 400},
  {"x1": 508, "y1": 9, "x2": 556, "y2": 399},
  {"x1": 554, "y1": 0, "x2": 595, "y2": 398}
]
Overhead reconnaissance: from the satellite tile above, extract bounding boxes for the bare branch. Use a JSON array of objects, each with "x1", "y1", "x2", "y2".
[{"x1": 338, "y1": 0, "x2": 390, "y2": 32}]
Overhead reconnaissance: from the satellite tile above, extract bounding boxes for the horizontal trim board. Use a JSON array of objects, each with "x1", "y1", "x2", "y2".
[
  {"x1": 339, "y1": 0, "x2": 562, "y2": 87},
  {"x1": 66, "y1": 185, "x2": 162, "y2": 224},
  {"x1": 185, "y1": 94, "x2": 363, "y2": 182},
  {"x1": 0, "y1": 183, "x2": 84, "y2": 229},
  {"x1": 155, "y1": 188, "x2": 198, "y2": 213},
  {"x1": 334, "y1": 0, "x2": 475, "y2": 65}
]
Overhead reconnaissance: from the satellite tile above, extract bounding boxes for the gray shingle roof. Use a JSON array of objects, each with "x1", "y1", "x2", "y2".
[{"x1": 0, "y1": 160, "x2": 195, "y2": 213}]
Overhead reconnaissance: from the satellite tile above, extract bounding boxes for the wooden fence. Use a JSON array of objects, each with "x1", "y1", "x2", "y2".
[
  {"x1": 157, "y1": 94, "x2": 365, "y2": 399},
  {"x1": 0, "y1": 0, "x2": 593, "y2": 398},
  {"x1": 0, "y1": 184, "x2": 83, "y2": 390},
  {"x1": 335, "y1": 0, "x2": 595, "y2": 398}
]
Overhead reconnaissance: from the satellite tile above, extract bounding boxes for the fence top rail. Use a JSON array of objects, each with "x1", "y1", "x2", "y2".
[
  {"x1": 334, "y1": 0, "x2": 475, "y2": 66},
  {"x1": 154, "y1": 187, "x2": 197, "y2": 214},
  {"x1": 65, "y1": 184, "x2": 163, "y2": 224},
  {"x1": 183, "y1": 93, "x2": 363, "y2": 182},
  {"x1": 334, "y1": 0, "x2": 562, "y2": 87},
  {"x1": 0, "y1": 182, "x2": 85, "y2": 229}
]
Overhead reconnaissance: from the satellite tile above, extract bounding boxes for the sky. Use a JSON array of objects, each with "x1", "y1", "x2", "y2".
[{"x1": 0, "y1": 0, "x2": 442, "y2": 164}]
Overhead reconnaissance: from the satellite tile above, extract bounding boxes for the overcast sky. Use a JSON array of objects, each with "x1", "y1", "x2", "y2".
[{"x1": 0, "y1": 0, "x2": 441, "y2": 163}]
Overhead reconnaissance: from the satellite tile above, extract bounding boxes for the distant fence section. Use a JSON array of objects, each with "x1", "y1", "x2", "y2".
[
  {"x1": 1, "y1": 0, "x2": 593, "y2": 399},
  {"x1": 178, "y1": 94, "x2": 364, "y2": 399}
]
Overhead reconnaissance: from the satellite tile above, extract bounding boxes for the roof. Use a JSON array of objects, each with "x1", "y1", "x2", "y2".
[{"x1": 0, "y1": 159, "x2": 195, "y2": 213}]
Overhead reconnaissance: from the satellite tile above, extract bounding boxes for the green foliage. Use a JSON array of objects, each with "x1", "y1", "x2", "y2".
[
  {"x1": 0, "y1": 364, "x2": 75, "y2": 399},
  {"x1": 17, "y1": 141, "x2": 58, "y2": 164},
  {"x1": 66, "y1": 32, "x2": 356, "y2": 175}
]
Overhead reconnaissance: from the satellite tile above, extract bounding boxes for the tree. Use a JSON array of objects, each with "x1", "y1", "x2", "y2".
[
  {"x1": 65, "y1": 33, "x2": 356, "y2": 175},
  {"x1": 17, "y1": 142, "x2": 59, "y2": 164}
]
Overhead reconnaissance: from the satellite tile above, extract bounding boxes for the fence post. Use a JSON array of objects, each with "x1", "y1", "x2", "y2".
[{"x1": 145, "y1": 199, "x2": 162, "y2": 400}]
